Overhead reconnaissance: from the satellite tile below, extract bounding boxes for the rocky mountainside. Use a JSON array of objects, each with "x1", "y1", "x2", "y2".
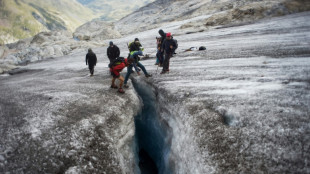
[
  {"x1": 77, "y1": 0, "x2": 155, "y2": 21},
  {"x1": 73, "y1": 21, "x2": 121, "y2": 41},
  {"x1": 0, "y1": 11, "x2": 309, "y2": 173},
  {"x1": 0, "y1": 0, "x2": 97, "y2": 44},
  {"x1": 74, "y1": 0, "x2": 310, "y2": 43},
  {"x1": 0, "y1": 0, "x2": 157, "y2": 44},
  {"x1": 0, "y1": 0, "x2": 310, "y2": 173},
  {"x1": 0, "y1": 30, "x2": 106, "y2": 74},
  {"x1": 1, "y1": 0, "x2": 310, "y2": 74},
  {"x1": 115, "y1": 0, "x2": 310, "y2": 35}
]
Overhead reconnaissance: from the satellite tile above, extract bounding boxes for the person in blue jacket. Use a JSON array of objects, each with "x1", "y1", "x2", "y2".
[{"x1": 124, "y1": 38, "x2": 152, "y2": 88}]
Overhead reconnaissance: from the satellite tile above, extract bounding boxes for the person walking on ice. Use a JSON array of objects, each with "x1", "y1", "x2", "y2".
[
  {"x1": 107, "y1": 41, "x2": 120, "y2": 63},
  {"x1": 85, "y1": 48, "x2": 97, "y2": 76}
]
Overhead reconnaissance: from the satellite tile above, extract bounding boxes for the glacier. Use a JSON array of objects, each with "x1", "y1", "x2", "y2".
[{"x1": 0, "y1": 11, "x2": 310, "y2": 173}]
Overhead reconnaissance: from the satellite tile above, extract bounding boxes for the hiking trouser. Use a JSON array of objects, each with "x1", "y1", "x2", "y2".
[
  {"x1": 156, "y1": 50, "x2": 163, "y2": 64},
  {"x1": 155, "y1": 55, "x2": 159, "y2": 64},
  {"x1": 124, "y1": 62, "x2": 148, "y2": 84},
  {"x1": 163, "y1": 53, "x2": 171, "y2": 72},
  {"x1": 88, "y1": 64, "x2": 95, "y2": 75}
]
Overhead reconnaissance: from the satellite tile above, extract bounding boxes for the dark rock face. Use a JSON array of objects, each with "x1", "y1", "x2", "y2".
[{"x1": 139, "y1": 148, "x2": 159, "y2": 174}]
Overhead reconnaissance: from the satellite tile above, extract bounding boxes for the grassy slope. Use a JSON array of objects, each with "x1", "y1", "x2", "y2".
[
  {"x1": 29, "y1": 0, "x2": 97, "y2": 31},
  {"x1": 0, "y1": 0, "x2": 97, "y2": 44},
  {"x1": 0, "y1": 0, "x2": 43, "y2": 44}
]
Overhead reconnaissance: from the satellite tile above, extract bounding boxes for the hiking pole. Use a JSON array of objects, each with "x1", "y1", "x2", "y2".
[{"x1": 156, "y1": 64, "x2": 159, "y2": 74}]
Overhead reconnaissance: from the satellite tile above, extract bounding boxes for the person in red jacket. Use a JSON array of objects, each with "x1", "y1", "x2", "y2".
[{"x1": 110, "y1": 58, "x2": 134, "y2": 93}]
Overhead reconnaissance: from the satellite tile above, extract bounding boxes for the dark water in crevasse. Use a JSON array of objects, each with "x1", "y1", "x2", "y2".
[{"x1": 132, "y1": 81, "x2": 173, "y2": 174}]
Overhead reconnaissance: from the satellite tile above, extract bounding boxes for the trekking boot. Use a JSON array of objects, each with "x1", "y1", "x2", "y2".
[
  {"x1": 110, "y1": 84, "x2": 118, "y2": 89},
  {"x1": 118, "y1": 88, "x2": 125, "y2": 93},
  {"x1": 145, "y1": 74, "x2": 152, "y2": 78},
  {"x1": 160, "y1": 71, "x2": 167, "y2": 74},
  {"x1": 124, "y1": 84, "x2": 129, "y2": 88}
]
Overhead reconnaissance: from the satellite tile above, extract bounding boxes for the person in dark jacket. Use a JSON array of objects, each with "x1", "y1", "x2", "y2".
[
  {"x1": 157, "y1": 29, "x2": 166, "y2": 66},
  {"x1": 86, "y1": 48, "x2": 97, "y2": 76},
  {"x1": 158, "y1": 29, "x2": 166, "y2": 48},
  {"x1": 107, "y1": 41, "x2": 120, "y2": 63},
  {"x1": 161, "y1": 32, "x2": 176, "y2": 74},
  {"x1": 129, "y1": 38, "x2": 142, "y2": 52}
]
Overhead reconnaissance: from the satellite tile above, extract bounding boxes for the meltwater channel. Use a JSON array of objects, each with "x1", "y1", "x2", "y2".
[{"x1": 132, "y1": 80, "x2": 173, "y2": 174}]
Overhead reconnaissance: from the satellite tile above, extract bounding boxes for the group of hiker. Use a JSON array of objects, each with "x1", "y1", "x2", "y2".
[
  {"x1": 85, "y1": 29, "x2": 178, "y2": 94},
  {"x1": 156, "y1": 29, "x2": 177, "y2": 74}
]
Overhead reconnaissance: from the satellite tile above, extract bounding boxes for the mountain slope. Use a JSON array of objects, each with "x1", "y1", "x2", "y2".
[
  {"x1": 77, "y1": 0, "x2": 155, "y2": 21},
  {"x1": 0, "y1": 11, "x2": 309, "y2": 173},
  {"x1": 0, "y1": 0, "x2": 97, "y2": 44},
  {"x1": 115, "y1": 0, "x2": 310, "y2": 35}
]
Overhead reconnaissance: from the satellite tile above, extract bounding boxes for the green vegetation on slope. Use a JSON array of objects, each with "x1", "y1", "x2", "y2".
[
  {"x1": 28, "y1": 3, "x2": 66, "y2": 30},
  {"x1": 0, "y1": 0, "x2": 97, "y2": 44},
  {"x1": 0, "y1": 0, "x2": 43, "y2": 44}
]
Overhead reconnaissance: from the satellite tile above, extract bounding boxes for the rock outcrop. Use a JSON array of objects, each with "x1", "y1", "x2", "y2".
[
  {"x1": 73, "y1": 21, "x2": 122, "y2": 41},
  {"x1": 0, "y1": 0, "x2": 97, "y2": 44},
  {"x1": 0, "y1": 30, "x2": 105, "y2": 73},
  {"x1": 182, "y1": 0, "x2": 310, "y2": 32},
  {"x1": 115, "y1": 0, "x2": 310, "y2": 35}
]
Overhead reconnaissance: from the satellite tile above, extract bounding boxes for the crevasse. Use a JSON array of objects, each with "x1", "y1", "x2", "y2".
[{"x1": 132, "y1": 79, "x2": 173, "y2": 174}]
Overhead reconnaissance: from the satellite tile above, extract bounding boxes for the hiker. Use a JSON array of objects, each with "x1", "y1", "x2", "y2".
[
  {"x1": 128, "y1": 38, "x2": 144, "y2": 65},
  {"x1": 85, "y1": 48, "x2": 97, "y2": 76},
  {"x1": 129, "y1": 38, "x2": 142, "y2": 52},
  {"x1": 107, "y1": 41, "x2": 120, "y2": 63},
  {"x1": 110, "y1": 57, "x2": 134, "y2": 93},
  {"x1": 124, "y1": 38, "x2": 152, "y2": 88},
  {"x1": 161, "y1": 32, "x2": 177, "y2": 74},
  {"x1": 156, "y1": 29, "x2": 166, "y2": 66}
]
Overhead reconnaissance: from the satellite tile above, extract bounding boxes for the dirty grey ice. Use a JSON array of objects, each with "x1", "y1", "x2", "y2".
[{"x1": 1, "y1": 9, "x2": 310, "y2": 174}]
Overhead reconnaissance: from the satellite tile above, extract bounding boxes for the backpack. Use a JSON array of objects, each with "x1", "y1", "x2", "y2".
[
  {"x1": 173, "y1": 39, "x2": 178, "y2": 50},
  {"x1": 127, "y1": 42, "x2": 132, "y2": 50},
  {"x1": 109, "y1": 57, "x2": 125, "y2": 68},
  {"x1": 127, "y1": 42, "x2": 133, "y2": 51}
]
